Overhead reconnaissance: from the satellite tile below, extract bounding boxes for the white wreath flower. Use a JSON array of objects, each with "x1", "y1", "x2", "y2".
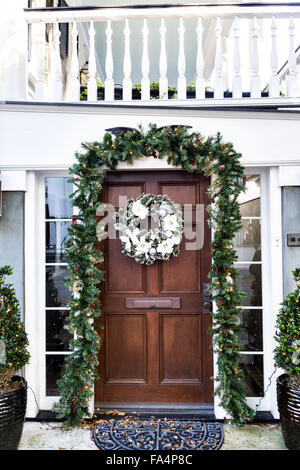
[{"x1": 114, "y1": 193, "x2": 183, "y2": 265}]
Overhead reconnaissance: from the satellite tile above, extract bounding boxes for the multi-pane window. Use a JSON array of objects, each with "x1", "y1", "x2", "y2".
[
  {"x1": 45, "y1": 178, "x2": 73, "y2": 396},
  {"x1": 234, "y1": 175, "x2": 264, "y2": 397}
]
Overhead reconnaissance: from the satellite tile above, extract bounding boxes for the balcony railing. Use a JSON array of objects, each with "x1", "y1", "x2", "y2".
[{"x1": 24, "y1": 3, "x2": 300, "y2": 104}]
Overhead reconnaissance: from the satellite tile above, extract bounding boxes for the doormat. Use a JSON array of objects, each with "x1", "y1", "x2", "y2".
[{"x1": 93, "y1": 418, "x2": 224, "y2": 450}]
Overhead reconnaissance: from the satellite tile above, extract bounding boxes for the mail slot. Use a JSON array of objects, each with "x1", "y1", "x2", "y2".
[{"x1": 125, "y1": 297, "x2": 180, "y2": 309}]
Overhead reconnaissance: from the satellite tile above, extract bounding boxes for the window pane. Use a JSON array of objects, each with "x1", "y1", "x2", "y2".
[
  {"x1": 46, "y1": 310, "x2": 72, "y2": 352},
  {"x1": 46, "y1": 221, "x2": 71, "y2": 263},
  {"x1": 234, "y1": 220, "x2": 261, "y2": 262},
  {"x1": 46, "y1": 266, "x2": 71, "y2": 307},
  {"x1": 238, "y1": 175, "x2": 260, "y2": 217},
  {"x1": 235, "y1": 264, "x2": 262, "y2": 307},
  {"x1": 45, "y1": 177, "x2": 73, "y2": 219},
  {"x1": 46, "y1": 355, "x2": 66, "y2": 396},
  {"x1": 239, "y1": 354, "x2": 264, "y2": 397},
  {"x1": 237, "y1": 309, "x2": 263, "y2": 351}
]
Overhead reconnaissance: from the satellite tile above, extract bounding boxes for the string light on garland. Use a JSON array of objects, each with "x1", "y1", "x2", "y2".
[{"x1": 54, "y1": 123, "x2": 255, "y2": 427}]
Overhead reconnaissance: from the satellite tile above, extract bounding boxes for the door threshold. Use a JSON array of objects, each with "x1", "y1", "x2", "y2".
[{"x1": 94, "y1": 403, "x2": 215, "y2": 419}]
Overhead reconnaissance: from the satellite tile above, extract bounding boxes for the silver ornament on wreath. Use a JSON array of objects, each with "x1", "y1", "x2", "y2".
[{"x1": 114, "y1": 193, "x2": 183, "y2": 265}]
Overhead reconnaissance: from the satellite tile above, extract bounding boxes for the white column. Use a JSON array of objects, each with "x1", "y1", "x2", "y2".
[
  {"x1": 67, "y1": 21, "x2": 80, "y2": 101},
  {"x1": 52, "y1": 21, "x2": 63, "y2": 101},
  {"x1": 177, "y1": 17, "x2": 186, "y2": 100},
  {"x1": 250, "y1": 17, "x2": 261, "y2": 98},
  {"x1": 195, "y1": 18, "x2": 205, "y2": 100},
  {"x1": 105, "y1": 20, "x2": 114, "y2": 101},
  {"x1": 287, "y1": 18, "x2": 298, "y2": 98},
  {"x1": 214, "y1": 17, "x2": 224, "y2": 99},
  {"x1": 141, "y1": 19, "x2": 150, "y2": 101},
  {"x1": 264, "y1": 167, "x2": 283, "y2": 419},
  {"x1": 269, "y1": 17, "x2": 280, "y2": 98},
  {"x1": 123, "y1": 19, "x2": 132, "y2": 101},
  {"x1": 232, "y1": 17, "x2": 242, "y2": 99},
  {"x1": 159, "y1": 18, "x2": 168, "y2": 100},
  {"x1": 35, "y1": 23, "x2": 46, "y2": 101},
  {"x1": 24, "y1": 172, "x2": 40, "y2": 417},
  {"x1": 88, "y1": 21, "x2": 97, "y2": 101}
]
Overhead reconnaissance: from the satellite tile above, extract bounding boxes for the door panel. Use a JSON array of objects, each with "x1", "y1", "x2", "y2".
[
  {"x1": 105, "y1": 313, "x2": 147, "y2": 384},
  {"x1": 159, "y1": 313, "x2": 201, "y2": 384},
  {"x1": 95, "y1": 171, "x2": 212, "y2": 404}
]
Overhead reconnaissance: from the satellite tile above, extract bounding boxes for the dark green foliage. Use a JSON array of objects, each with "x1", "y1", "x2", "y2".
[
  {"x1": 0, "y1": 266, "x2": 30, "y2": 393},
  {"x1": 274, "y1": 268, "x2": 300, "y2": 388},
  {"x1": 55, "y1": 124, "x2": 255, "y2": 426}
]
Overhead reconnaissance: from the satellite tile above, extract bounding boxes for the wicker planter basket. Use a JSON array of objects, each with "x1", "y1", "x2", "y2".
[
  {"x1": 0, "y1": 376, "x2": 27, "y2": 450},
  {"x1": 277, "y1": 373, "x2": 300, "y2": 450}
]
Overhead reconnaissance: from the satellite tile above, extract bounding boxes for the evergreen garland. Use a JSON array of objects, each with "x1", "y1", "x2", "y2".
[
  {"x1": 55, "y1": 124, "x2": 255, "y2": 426},
  {"x1": 274, "y1": 268, "x2": 300, "y2": 389}
]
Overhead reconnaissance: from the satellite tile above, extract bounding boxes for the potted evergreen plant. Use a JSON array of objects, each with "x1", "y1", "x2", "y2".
[
  {"x1": 274, "y1": 268, "x2": 300, "y2": 450},
  {"x1": 0, "y1": 266, "x2": 30, "y2": 450}
]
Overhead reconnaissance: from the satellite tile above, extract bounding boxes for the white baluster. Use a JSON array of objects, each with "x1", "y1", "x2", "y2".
[
  {"x1": 214, "y1": 17, "x2": 224, "y2": 99},
  {"x1": 52, "y1": 22, "x2": 63, "y2": 101},
  {"x1": 141, "y1": 19, "x2": 150, "y2": 101},
  {"x1": 35, "y1": 23, "x2": 46, "y2": 101},
  {"x1": 67, "y1": 21, "x2": 80, "y2": 101},
  {"x1": 88, "y1": 21, "x2": 97, "y2": 101},
  {"x1": 251, "y1": 17, "x2": 261, "y2": 98},
  {"x1": 123, "y1": 19, "x2": 132, "y2": 101},
  {"x1": 232, "y1": 17, "x2": 242, "y2": 99},
  {"x1": 222, "y1": 32, "x2": 229, "y2": 92},
  {"x1": 195, "y1": 18, "x2": 205, "y2": 99},
  {"x1": 269, "y1": 17, "x2": 279, "y2": 98},
  {"x1": 287, "y1": 17, "x2": 298, "y2": 97},
  {"x1": 105, "y1": 20, "x2": 114, "y2": 101},
  {"x1": 177, "y1": 17, "x2": 186, "y2": 100},
  {"x1": 159, "y1": 18, "x2": 168, "y2": 100}
]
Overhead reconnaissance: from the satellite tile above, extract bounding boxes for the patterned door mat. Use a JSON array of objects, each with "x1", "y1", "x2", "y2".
[{"x1": 93, "y1": 419, "x2": 224, "y2": 450}]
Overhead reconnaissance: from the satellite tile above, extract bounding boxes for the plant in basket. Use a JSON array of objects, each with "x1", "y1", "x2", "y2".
[
  {"x1": 0, "y1": 265, "x2": 30, "y2": 450},
  {"x1": 274, "y1": 267, "x2": 300, "y2": 450}
]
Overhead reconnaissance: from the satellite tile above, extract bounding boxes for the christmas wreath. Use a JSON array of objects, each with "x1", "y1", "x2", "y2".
[{"x1": 114, "y1": 193, "x2": 183, "y2": 265}]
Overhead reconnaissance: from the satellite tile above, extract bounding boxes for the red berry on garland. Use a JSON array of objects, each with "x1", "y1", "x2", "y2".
[
  {"x1": 214, "y1": 242, "x2": 220, "y2": 248},
  {"x1": 221, "y1": 145, "x2": 227, "y2": 151},
  {"x1": 219, "y1": 164, "x2": 226, "y2": 171},
  {"x1": 217, "y1": 300, "x2": 223, "y2": 307},
  {"x1": 215, "y1": 267, "x2": 219, "y2": 274}
]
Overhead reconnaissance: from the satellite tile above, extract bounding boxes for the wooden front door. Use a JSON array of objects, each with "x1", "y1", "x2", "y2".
[{"x1": 95, "y1": 171, "x2": 213, "y2": 404}]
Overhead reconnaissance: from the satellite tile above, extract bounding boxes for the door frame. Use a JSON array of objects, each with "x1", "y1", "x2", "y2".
[{"x1": 24, "y1": 163, "x2": 280, "y2": 420}]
